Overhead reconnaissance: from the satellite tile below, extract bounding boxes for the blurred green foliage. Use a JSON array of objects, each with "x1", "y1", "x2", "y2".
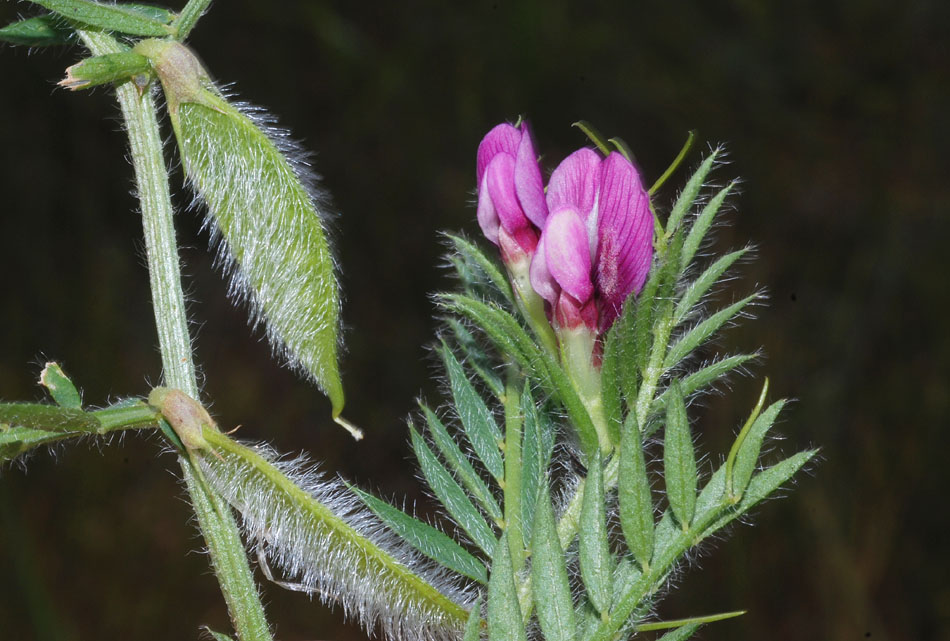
[{"x1": 0, "y1": 1, "x2": 947, "y2": 640}]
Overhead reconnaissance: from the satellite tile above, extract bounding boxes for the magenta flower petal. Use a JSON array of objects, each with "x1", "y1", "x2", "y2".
[
  {"x1": 486, "y1": 154, "x2": 531, "y2": 235},
  {"x1": 595, "y1": 152, "x2": 653, "y2": 326},
  {"x1": 544, "y1": 207, "x2": 594, "y2": 303},
  {"x1": 476, "y1": 175, "x2": 500, "y2": 246},
  {"x1": 529, "y1": 232, "x2": 559, "y2": 305},
  {"x1": 476, "y1": 124, "x2": 521, "y2": 185},
  {"x1": 514, "y1": 123, "x2": 548, "y2": 228},
  {"x1": 546, "y1": 147, "x2": 602, "y2": 221}
]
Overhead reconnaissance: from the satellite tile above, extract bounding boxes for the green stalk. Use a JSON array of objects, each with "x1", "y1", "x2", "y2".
[
  {"x1": 78, "y1": 30, "x2": 272, "y2": 641},
  {"x1": 173, "y1": 0, "x2": 214, "y2": 41}
]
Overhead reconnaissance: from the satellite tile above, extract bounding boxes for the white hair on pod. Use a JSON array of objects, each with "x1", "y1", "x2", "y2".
[{"x1": 197, "y1": 439, "x2": 476, "y2": 641}]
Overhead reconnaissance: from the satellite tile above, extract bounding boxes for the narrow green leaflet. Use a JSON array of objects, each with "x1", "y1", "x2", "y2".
[
  {"x1": 610, "y1": 558, "x2": 642, "y2": 609},
  {"x1": 447, "y1": 319, "x2": 505, "y2": 399},
  {"x1": 674, "y1": 248, "x2": 749, "y2": 325},
  {"x1": 655, "y1": 622, "x2": 701, "y2": 641},
  {"x1": 202, "y1": 629, "x2": 236, "y2": 641},
  {"x1": 446, "y1": 233, "x2": 514, "y2": 303},
  {"x1": 579, "y1": 450, "x2": 613, "y2": 614},
  {"x1": 637, "y1": 610, "x2": 745, "y2": 632},
  {"x1": 680, "y1": 353, "x2": 757, "y2": 396},
  {"x1": 732, "y1": 399, "x2": 787, "y2": 499},
  {"x1": 680, "y1": 182, "x2": 735, "y2": 269},
  {"x1": 39, "y1": 362, "x2": 81, "y2": 409},
  {"x1": 411, "y1": 426, "x2": 497, "y2": 555},
  {"x1": 439, "y1": 294, "x2": 599, "y2": 455},
  {"x1": 531, "y1": 481, "x2": 576, "y2": 641},
  {"x1": 420, "y1": 404, "x2": 502, "y2": 520},
  {"x1": 664, "y1": 293, "x2": 758, "y2": 370},
  {"x1": 0, "y1": 15, "x2": 72, "y2": 46},
  {"x1": 519, "y1": 384, "x2": 554, "y2": 547},
  {"x1": 462, "y1": 596, "x2": 483, "y2": 641},
  {"x1": 619, "y1": 413, "x2": 654, "y2": 569},
  {"x1": 599, "y1": 308, "x2": 627, "y2": 423},
  {"x1": 351, "y1": 485, "x2": 488, "y2": 584},
  {"x1": 693, "y1": 466, "x2": 726, "y2": 525},
  {"x1": 1, "y1": 426, "x2": 69, "y2": 461},
  {"x1": 663, "y1": 382, "x2": 697, "y2": 528},
  {"x1": 442, "y1": 344, "x2": 504, "y2": 481},
  {"x1": 666, "y1": 149, "x2": 720, "y2": 234},
  {"x1": 488, "y1": 533, "x2": 526, "y2": 641},
  {"x1": 28, "y1": 0, "x2": 173, "y2": 36}
]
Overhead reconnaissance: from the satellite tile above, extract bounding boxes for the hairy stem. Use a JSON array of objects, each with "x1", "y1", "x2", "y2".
[{"x1": 78, "y1": 30, "x2": 272, "y2": 641}]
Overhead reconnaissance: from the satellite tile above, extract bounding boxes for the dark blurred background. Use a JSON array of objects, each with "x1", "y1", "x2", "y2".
[{"x1": 1, "y1": 1, "x2": 948, "y2": 640}]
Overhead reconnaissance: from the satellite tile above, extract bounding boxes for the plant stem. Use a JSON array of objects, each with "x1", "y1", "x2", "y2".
[{"x1": 78, "y1": 30, "x2": 272, "y2": 641}]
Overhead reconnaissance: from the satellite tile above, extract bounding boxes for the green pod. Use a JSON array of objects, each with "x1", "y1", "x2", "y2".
[{"x1": 136, "y1": 40, "x2": 344, "y2": 416}]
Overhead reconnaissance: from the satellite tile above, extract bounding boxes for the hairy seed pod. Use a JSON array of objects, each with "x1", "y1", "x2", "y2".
[{"x1": 135, "y1": 39, "x2": 344, "y2": 417}]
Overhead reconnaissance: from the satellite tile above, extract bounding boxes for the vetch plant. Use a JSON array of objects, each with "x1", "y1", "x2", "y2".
[{"x1": 0, "y1": 3, "x2": 816, "y2": 641}]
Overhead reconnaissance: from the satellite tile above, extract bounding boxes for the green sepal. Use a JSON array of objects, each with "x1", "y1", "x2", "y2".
[
  {"x1": 664, "y1": 293, "x2": 759, "y2": 370},
  {"x1": 438, "y1": 294, "x2": 600, "y2": 456},
  {"x1": 441, "y1": 342, "x2": 504, "y2": 481},
  {"x1": 39, "y1": 362, "x2": 81, "y2": 408},
  {"x1": 0, "y1": 15, "x2": 73, "y2": 46},
  {"x1": 0, "y1": 402, "x2": 98, "y2": 433},
  {"x1": 410, "y1": 424, "x2": 497, "y2": 555},
  {"x1": 60, "y1": 51, "x2": 150, "y2": 90},
  {"x1": 531, "y1": 480, "x2": 576, "y2": 641},
  {"x1": 663, "y1": 381, "x2": 696, "y2": 528},
  {"x1": 350, "y1": 484, "x2": 488, "y2": 584},
  {"x1": 579, "y1": 449, "x2": 614, "y2": 614},
  {"x1": 674, "y1": 248, "x2": 749, "y2": 325},
  {"x1": 488, "y1": 532, "x2": 526, "y2": 641},
  {"x1": 680, "y1": 182, "x2": 735, "y2": 269},
  {"x1": 27, "y1": 0, "x2": 174, "y2": 36},
  {"x1": 666, "y1": 148, "x2": 721, "y2": 235},
  {"x1": 419, "y1": 403, "x2": 503, "y2": 520},
  {"x1": 619, "y1": 412, "x2": 654, "y2": 569}
]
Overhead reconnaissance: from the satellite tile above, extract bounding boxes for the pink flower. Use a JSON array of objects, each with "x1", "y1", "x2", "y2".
[
  {"x1": 476, "y1": 122, "x2": 548, "y2": 265},
  {"x1": 530, "y1": 150, "x2": 653, "y2": 333}
]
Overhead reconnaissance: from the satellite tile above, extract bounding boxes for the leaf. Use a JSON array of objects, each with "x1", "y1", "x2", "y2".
[
  {"x1": 619, "y1": 413, "x2": 654, "y2": 569},
  {"x1": 351, "y1": 485, "x2": 488, "y2": 584},
  {"x1": 39, "y1": 362, "x2": 81, "y2": 409},
  {"x1": 655, "y1": 622, "x2": 702, "y2": 641},
  {"x1": 442, "y1": 344, "x2": 504, "y2": 481},
  {"x1": 0, "y1": 15, "x2": 72, "y2": 46},
  {"x1": 732, "y1": 399, "x2": 787, "y2": 498},
  {"x1": 138, "y1": 40, "x2": 345, "y2": 415},
  {"x1": 439, "y1": 294, "x2": 600, "y2": 455},
  {"x1": 663, "y1": 381, "x2": 696, "y2": 528},
  {"x1": 446, "y1": 233, "x2": 514, "y2": 304},
  {"x1": 0, "y1": 402, "x2": 98, "y2": 433},
  {"x1": 462, "y1": 596, "x2": 483, "y2": 641},
  {"x1": 579, "y1": 450, "x2": 613, "y2": 614},
  {"x1": 680, "y1": 353, "x2": 757, "y2": 396},
  {"x1": 202, "y1": 629, "x2": 236, "y2": 641},
  {"x1": 664, "y1": 293, "x2": 758, "y2": 370},
  {"x1": 28, "y1": 0, "x2": 173, "y2": 36},
  {"x1": 666, "y1": 149, "x2": 720, "y2": 234},
  {"x1": 447, "y1": 319, "x2": 505, "y2": 399},
  {"x1": 519, "y1": 385, "x2": 554, "y2": 547},
  {"x1": 599, "y1": 308, "x2": 627, "y2": 424},
  {"x1": 411, "y1": 426, "x2": 497, "y2": 555},
  {"x1": 637, "y1": 610, "x2": 745, "y2": 632},
  {"x1": 488, "y1": 533, "x2": 526, "y2": 641},
  {"x1": 610, "y1": 558, "x2": 643, "y2": 607},
  {"x1": 420, "y1": 404, "x2": 502, "y2": 521},
  {"x1": 0, "y1": 426, "x2": 68, "y2": 461},
  {"x1": 680, "y1": 182, "x2": 735, "y2": 269},
  {"x1": 693, "y1": 466, "x2": 726, "y2": 525},
  {"x1": 531, "y1": 480, "x2": 576, "y2": 641},
  {"x1": 673, "y1": 248, "x2": 749, "y2": 325}
]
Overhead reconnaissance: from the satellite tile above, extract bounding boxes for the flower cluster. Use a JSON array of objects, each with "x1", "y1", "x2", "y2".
[{"x1": 477, "y1": 122, "x2": 654, "y2": 340}]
